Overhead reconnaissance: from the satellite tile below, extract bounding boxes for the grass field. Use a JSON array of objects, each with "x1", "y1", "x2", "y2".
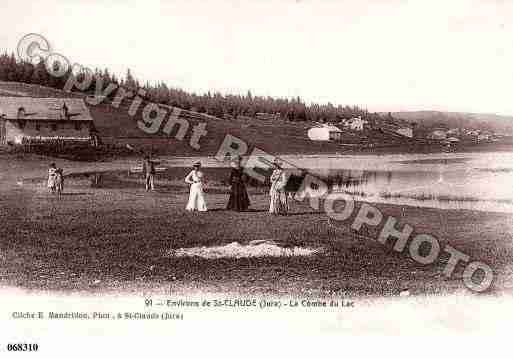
[{"x1": 1, "y1": 154, "x2": 513, "y2": 297}]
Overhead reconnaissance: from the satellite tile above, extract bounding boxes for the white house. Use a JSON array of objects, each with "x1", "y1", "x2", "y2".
[
  {"x1": 465, "y1": 129, "x2": 480, "y2": 136},
  {"x1": 396, "y1": 127, "x2": 413, "y2": 138},
  {"x1": 447, "y1": 128, "x2": 460, "y2": 136},
  {"x1": 477, "y1": 133, "x2": 491, "y2": 142},
  {"x1": 0, "y1": 97, "x2": 95, "y2": 146},
  {"x1": 428, "y1": 130, "x2": 448, "y2": 140},
  {"x1": 343, "y1": 117, "x2": 368, "y2": 131},
  {"x1": 307, "y1": 124, "x2": 343, "y2": 141}
]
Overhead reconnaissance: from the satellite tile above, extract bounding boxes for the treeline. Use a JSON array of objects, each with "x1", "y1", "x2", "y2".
[{"x1": 0, "y1": 52, "x2": 385, "y2": 123}]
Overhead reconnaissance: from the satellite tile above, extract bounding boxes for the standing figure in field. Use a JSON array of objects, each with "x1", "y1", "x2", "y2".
[
  {"x1": 226, "y1": 157, "x2": 250, "y2": 211},
  {"x1": 269, "y1": 159, "x2": 288, "y2": 215},
  {"x1": 54, "y1": 168, "x2": 64, "y2": 196},
  {"x1": 47, "y1": 163, "x2": 57, "y2": 193},
  {"x1": 142, "y1": 155, "x2": 157, "y2": 191},
  {"x1": 185, "y1": 161, "x2": 208, "y2": 212}
]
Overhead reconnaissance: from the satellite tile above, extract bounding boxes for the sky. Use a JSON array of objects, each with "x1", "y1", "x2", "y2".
[{"x1": 2, "y1": 0, "x2": 513, "y2": 115}]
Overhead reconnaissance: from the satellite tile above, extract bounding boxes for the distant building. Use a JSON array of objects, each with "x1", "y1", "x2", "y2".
[
  {"x1": 343, "y1": 117, "x2": 368, "y2": 131},
  {"x1": 447, "y1": 128, "x2": 460, "y2": 136},
  {"x1": 427, "y1": 129, "x2": 447, "y2": 140},
  {"x1": 395, "y1": 127, "x2": 413, "y2": 138},
  {"x1": 477, "y1": 133, "x2": 491, "y2": 142},
  {"x1": 307, "y1": 124, "x2": 343, "y2": 141},
  {"x1": 465, "y1": 129, "x2": 480, "y2": 136},
  {"x1": 0, "y1": 97, "x2": 95, "y2": 146}
]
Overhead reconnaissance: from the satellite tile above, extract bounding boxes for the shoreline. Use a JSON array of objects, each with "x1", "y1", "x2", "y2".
[
  {"x1": 4, "y1": 139, "x2": 513, "y2": 160},
  {"x1": 1, "y1": 171, "x2": 512, "y2": 296},
  {"x1": 4, "y1": 151, "x2": 513, "y2": 215}
]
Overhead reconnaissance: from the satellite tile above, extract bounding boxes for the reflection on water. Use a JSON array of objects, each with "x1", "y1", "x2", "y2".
[
  {"x1": 293, "y1": 152, "x2": 513, "y2": 213},
  {"x1": 90, "y1": 173, "x2": 102, "y2": 188},
  {"x1": 313, "y1": 168, "x2": 513, "y2": 213},
  {"x1": 64, "y1": 172, "x2": 104, "y2": 188}
]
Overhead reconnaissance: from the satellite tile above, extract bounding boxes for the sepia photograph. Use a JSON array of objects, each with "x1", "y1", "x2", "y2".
[{"x1": 1, "y1": 0, "x2": 512, "y2": 357}]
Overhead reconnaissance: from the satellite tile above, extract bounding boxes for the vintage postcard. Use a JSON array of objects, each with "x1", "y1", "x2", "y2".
[{"x1": 0, "y1": 0, "x2": 511, "y2": 357}]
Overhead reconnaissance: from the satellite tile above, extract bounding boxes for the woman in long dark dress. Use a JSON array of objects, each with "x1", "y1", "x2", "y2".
[{"x1": 227, "y1": 159, "x2": 250, "y2": 211}]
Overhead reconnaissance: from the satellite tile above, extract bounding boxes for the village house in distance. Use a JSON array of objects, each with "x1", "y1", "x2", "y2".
[
  {"x1": 307, "y1": 124, "x2": 343, "y2": 141},
  {"x1": 307, "y1": 116, "x2": 415, "y2": 143},
  {"x1": 0, "y1": 97, "x2": 98, "y2": 147}
]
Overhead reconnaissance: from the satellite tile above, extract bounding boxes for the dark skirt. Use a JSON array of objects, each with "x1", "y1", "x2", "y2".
[{"x1": 227, "y1": 182, "x2": 250, "y2": 211}]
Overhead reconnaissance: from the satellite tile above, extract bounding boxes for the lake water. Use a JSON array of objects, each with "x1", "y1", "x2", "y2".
[
  {"x1": 280, "y1": 152, "x2": 513, "y2": 213},
  {"x1": 60, "y1": 151, "x2": 513, "y2": 214}
]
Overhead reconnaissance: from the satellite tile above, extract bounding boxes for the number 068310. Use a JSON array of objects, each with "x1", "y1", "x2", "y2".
[{"x1": 7, "y1": 343, "x2": 39, "y2": 352}]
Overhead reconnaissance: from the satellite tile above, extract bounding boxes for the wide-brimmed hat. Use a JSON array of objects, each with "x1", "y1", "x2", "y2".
[{"x1": 193, "y1": 161, "x2": 201, "y2": 168}]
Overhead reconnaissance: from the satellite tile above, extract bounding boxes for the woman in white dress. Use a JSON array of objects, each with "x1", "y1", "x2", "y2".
[
  {"x1": 269, "y1": 159, "x2": 288, "y2": 215},
  {"x1": 47, "y1": 163, "x2": 57, "y2": 193},
  {"x1": 185, "y1": 162, "x2": 208, "y2": 212}
]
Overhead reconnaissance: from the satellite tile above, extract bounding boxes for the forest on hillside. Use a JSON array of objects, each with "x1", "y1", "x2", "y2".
[{"x1": 0, "y1": 52, "x2": 387, "y2": 124}]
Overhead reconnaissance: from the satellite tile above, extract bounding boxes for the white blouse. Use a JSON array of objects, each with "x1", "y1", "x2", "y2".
[{"x1": 185, "y1": 170, "x2": 206, "y2": 185}]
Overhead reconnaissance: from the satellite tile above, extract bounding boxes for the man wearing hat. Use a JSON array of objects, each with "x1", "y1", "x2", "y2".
[{"x1": 142, "y1": 155, "x2": 157, "y2": 191}]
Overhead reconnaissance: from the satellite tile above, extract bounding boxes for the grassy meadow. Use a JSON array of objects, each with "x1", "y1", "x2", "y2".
[{"x1": 1, "y1": 155, "x2": 513, "y2": 297}]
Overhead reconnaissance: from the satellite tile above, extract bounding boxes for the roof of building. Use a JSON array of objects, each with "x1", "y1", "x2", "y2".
[
  {"x1": 0, "y1": 97, "x2": 93, "y2": 121},
  {"x1": 345, "y1": 117, "x2": 365, "y2": 122},
  {"x1": 310, "y1": 124, "x2": 342, "y2": 132}
]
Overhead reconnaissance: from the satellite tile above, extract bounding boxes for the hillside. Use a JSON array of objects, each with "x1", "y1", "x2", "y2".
[
  {"x1": 0, "y1": 81, "x2": 355, "y2": 156},
  {"x1": 6, "y1": 81, "x2": 513, "y2": 158},
  {"x1": 389, "y1": 111, "x2": 513, "y2": 134}
]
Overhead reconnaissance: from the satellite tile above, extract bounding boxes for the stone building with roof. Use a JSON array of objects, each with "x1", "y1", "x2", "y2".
[{"x1": 0, "y1": 97, "x2": 96, "y2": 146}]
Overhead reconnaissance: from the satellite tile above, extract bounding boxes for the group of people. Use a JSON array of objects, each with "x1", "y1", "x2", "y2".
[
  {"x1": 47, "y1": 156, "x2": 291, "y2": 215},
  {"x1": 183, "y1": 157, "x2": 289, "y2": 215},
  {"x1": 47, "y1": 163, "x2": 64, "y2": 195}
]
